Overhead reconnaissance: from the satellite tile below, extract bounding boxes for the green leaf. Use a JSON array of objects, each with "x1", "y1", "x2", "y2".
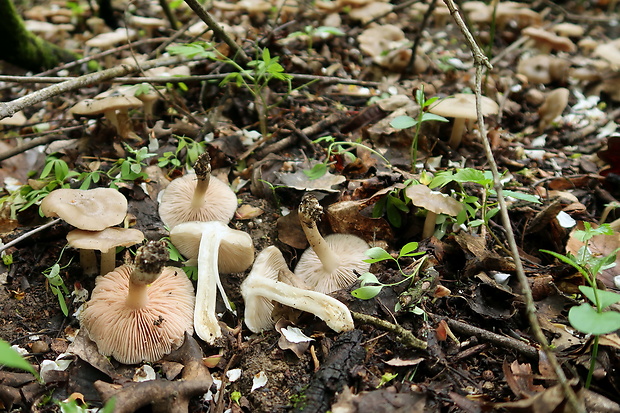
[
  {"x1": 579, "y1": 286, "x2": 620, "y2": 309},
  {"x1": 0, "y1": 339, "x2": 40, "y2": 379},
  {"x1": 390, "y1": 115, "x2": 418, "y2": 130},
  {"x1": 351, "y1": 285, "x2": 383, "y2": 300},
  {"x1": 364, "y1": 247, "x2": 393, "y2": 263},
  {"x1": 540, "y1": 249, "x2": 583, "y2": 273},
  {"x1": 420, "y1": 113, "x2": 449, "y2": 123},
  {"x1": 40, "y1": 161, "x2": 54, "y2": 179},
  {"x1": 495, "y1": 190, "x2": 541, "y2": 204},
  {"x1": 358, "y1": 271, "x2": 380, "y2": 286},
  {"x1": 399, "y1": 242, "x2": 421, "y2": 258},
  {"x1": 303, "y1": 163, "x2": 328, "y2": 180},
  {"x1": 315, "y1": 26, "x2": 345, "y2": 36},
  {"x1": 568, "y1": 303, "x2": 620, "y2": 335},
  {"x1": 386, "y1": 202, "x2": 402, "y2": 228}
]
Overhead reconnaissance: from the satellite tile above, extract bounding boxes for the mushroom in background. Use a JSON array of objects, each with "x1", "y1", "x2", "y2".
[
  {"x1": 517, "y1": 55, "x2": 570, "y2": 85},
  {"x1": 538, "y1": 87, "x2": 570, "y2": 131},
  {"x1": 428, "y1": 93, "x2": 499, "y2": 149},
  {"x1": 405, "y1": 184, "x2": 463, "y2": 239},
  {"x1": 69, "y1": 95, "x2": 143, "y2": 140},
  {"x1": 158, "y1": 152, "x2": 238, "y2": 229},
  {"x1": 294, "y1": 194, "x2": 370, "y2": 294},
  {"x1": 242, "y1": 246, "x2": 354, "y2": 333},
  {"x1": 170, "y1": 221, "x2": 254, "y2": 345},
  {"x1": 79, "y1": 240, "x2": 195, "y2": 364}
]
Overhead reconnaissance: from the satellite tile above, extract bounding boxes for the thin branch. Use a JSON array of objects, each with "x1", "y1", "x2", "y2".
[
  {"x1": 0, "y1": 131, "x2": 81, "y2": 162},
  {"x1": 0, "y1": 55, "x2": 188, "y2": 121},
  {"x1": 0, "y1": 219, "x2": 62, "y2": 254},
  {"x1": 351, "y1": 311, "x2": 427, "y2": 350},
  {"x1": 442, "y1": 0, "x2": 585, "y2": 412}
]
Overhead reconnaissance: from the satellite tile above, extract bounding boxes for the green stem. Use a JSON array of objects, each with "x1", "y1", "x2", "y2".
[{"x1": 586, "y1": 335, "x2": 599, "y2": 389}]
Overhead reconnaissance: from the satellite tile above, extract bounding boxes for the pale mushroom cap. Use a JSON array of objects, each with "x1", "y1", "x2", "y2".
[
  {"x1": 294, "y1": 233, "x2": 370, "y2": 294},
  {"x1": 428, "y1": 94, "x2": 499, "y2": 120},
  {"x1": 241, "y1": 246, "x2": 290, "y2": 333},
  {"x1": 69, "y1": 96, "x2": 143, "y2": 117},
  {"x1": 66, "y1": 228, "x2": 144, "y2": 252},
  {"x1": 79, "y1": 264, "x2": 195, "y2": 364},
  {"x1": 158, "y1": 173, "x2": 238, "y2": 229},
  {"x1": 594, "y1": 39, "x2": 620, "y2": 67},
  {"x1": 405, "y1": 184, "x2": 463, "y2": 216},
  {"x1": 41, "y1": 188, "x2": 128, "y2": 231},
  {"x1": 522, "y1": 27, "x2": 577, "y2": 53},
  {"x1": 85, "y1": 27, "x2": 136, "y2": 48},
  {"x1": 169, "y1": 221, "x2": 254, "y2": 274}
]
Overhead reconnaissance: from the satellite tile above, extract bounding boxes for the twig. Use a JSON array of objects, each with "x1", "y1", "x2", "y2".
[
  {"x1": 351, "y1": 311, "x2": 427, "y2": 350},
  {"x1": 0, "y1": 55, "x2": 188, "y2": 121},
  {"x1": 443, "y1": 0, "x2": 585, "y2": 411},
  {"x1": 0, "y1": 219, "x2": 62, "y2": 254},
  {"x1": 0, "y1": 128, "x2": 82, "y2": 162},
  {"x1": 159, "y1": 0, "x2": 178, "y2": 30},
  {"x1": 183, "y1": 0, "x2": 250, "y2": 65}
]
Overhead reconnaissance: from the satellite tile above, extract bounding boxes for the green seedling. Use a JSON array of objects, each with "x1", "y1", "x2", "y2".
[
  {"x1": 0, "y1": 339, "x2": 40, "y2": 381},
  {"x1": 541, "y1": 222, "x2": 620, "y2": 388},
  {"x1": 389, "y1": 86, "x2": 449, "y2": 172},
  {"x1": 2, "y1": 252, "x2": 13, "y2": 270},
  {"x1": 44, "y1": 262, "x2": 71, "y2": 317},
  {"x1": 287, "y1": 25, "x2": 345, "y2": 51},
  {"x1": 107, "y1": 144, "x2": 156, "y2": 187},
  {"x1": 304, "y1": 135, "x2": 392, "y2": 180},
  {"x1": 352, "y1": 242, "x2": 426, "y2": 300},
  {"x1": 157, "y1": 136, "x2": 206, "y2": 170},
  {"x1": 230, "y1": 391, "x2": 242, "y2": 405},
  {"x1": 377, "y1": 372, "x2": 398, "y2": 388},
  {"x1": 161, "y1": 236, "x2": 199, "y2": 281}
]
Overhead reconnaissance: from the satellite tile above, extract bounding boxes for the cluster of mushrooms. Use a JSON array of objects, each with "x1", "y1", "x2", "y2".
[{"x1": 41, "y1": 153, "x2": 372, "y2": 365}]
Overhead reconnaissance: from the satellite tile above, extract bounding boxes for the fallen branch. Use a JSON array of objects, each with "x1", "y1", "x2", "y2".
[{"x1": 351, "y1": 311, "x2": 427, "y2": 350}]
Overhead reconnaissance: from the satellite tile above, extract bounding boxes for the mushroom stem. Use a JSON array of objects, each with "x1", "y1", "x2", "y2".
[
  {"x1": 422, "y1": 211, "x2": 438, "y2": 239},
  {"x1": 299, "y1": 195, "x2": 340, "y2": 274},
  {"x1": 126, "y1": 281, "x2": 149, "y2": 309},
  {"x1": 190, "y1": 153, "x2": 212, "y2": 209},
  {"x1": 447, "y1": 117, "x2": 466, "y2": 149},
  {"x1": 125, "y1": 241, "x2": 168, "y2": 308},
  {"x1": 100, "y1": 248, "x2": 116, "y2": 276},
  {"x1": 79, "y1": 249, "x2": 98, "y2": 276}
]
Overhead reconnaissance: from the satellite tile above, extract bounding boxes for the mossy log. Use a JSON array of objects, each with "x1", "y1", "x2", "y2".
[{"x1": 0, "y1": 0, "x2": 79, "y2": 71}]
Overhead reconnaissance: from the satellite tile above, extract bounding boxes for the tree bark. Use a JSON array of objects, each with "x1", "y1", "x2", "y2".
[{"x1": 0, "y1": 0, "x2": 79, "y2": 71}]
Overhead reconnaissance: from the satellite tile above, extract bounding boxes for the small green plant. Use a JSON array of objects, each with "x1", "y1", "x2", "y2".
[
  {"x1": 0, "y1": 339, "x2": 40, "y2": 381},
  {"x1": 352, "y1": 242, "x2": 426, "y2": 300},
  {"x1": 287, "y1": 25, "x2": 345, "y2": 51},
  {"x1": 162, "y1": 237, "x2": 199, "y2": 280},
  {"x1": 43, "y1": 252, "x2": 72, "y2": 317},
  {"x1": 2, "y1": 252, "x2": 13, "y2": 270},
  {"x1": 303, "y1": 135, "x2": 392, "y2": 180},
  {"x1": 157, "y1": 136, "x2": 206, "y2": 170},
  {"x1": 377, "y1": 372, "x2": 398, "y2": 388},
  {"x1": 541, "y1": 223, "x2": 620, "y2": 388},
  {"x1": 107, "y1": 144, "x2": 156, "y2": 187},
  {"x1": 230, "y1": 391, "x2": 242, "y2": 404},
  {"x1": 389, "y1": 87, "x2": 449, "y2": 172}
]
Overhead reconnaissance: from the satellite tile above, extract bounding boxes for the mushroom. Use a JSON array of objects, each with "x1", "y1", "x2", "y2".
[
  {"x1": 522, "y1": 27, "x2": 577, "y2": 54},
  {"x1": 41, "y1": 188, "x2": 128, "y2": 231},
  {"x1": 405, "y1": 184, "x2": 463, "y2": 239},
  {"x1": 169, "y1": 221, "x2": 254, "y2": 344},
  {"x1": 79, "y1": 240, "x2": 195, "y2": 364},
  {"x1": 594, "y1": 39, "x2": 620, "y2": 68},
  {"x1": 129, "y1": 15, "x2": 167, "y2": 37},
  {"x1": 517, "y1": 55, "x2": 570, "y2": 85},
  {"x1": 538, "y1": 88, "x2": 570, "y2": 131},
  {"x1": 428, "y1": 93, "x2": 499, "y2": 149},
  {"x1": 69, "y1": 95, "x2": 143, "y2": 140},
  {"x1": 85, "y1": 27, "x2": 137, "y2": 49},
  {"x1": 66, "y1": 227, "x2": 144, "y2": 275},
  {"x1": 158, "y1": 152, "x2": 238, "y2": 229},
  {"x1": 293, "y1": 194, "x2": 370, "y2": 294},
  {"x1": 241, "y1": 246, "x2": 354, "y2": 333}
]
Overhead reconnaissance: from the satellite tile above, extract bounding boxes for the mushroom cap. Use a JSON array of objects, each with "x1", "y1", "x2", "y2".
[
  {"x1": 522, "y1": 27, "x2": 577, "y2": 53},
  {"x1": 85, "y1": 27, "x2": 136, "y2": 48},
  {"x1": 158, "y1": 173, "x2": 238, "y2": 229},
  {"x1": 79, "y1": 264, "x2": 195, "y2": 364},
  {"x1": 428, "y1": 93, "x2": 499, "y2": 120},
  {"x1": 66, "y1": 228, "x2": 144, "y2": 252},
  {"x1": 169, "y1": 221, "x2": 254, "y2": 274},
  {"x1": 241, "y1": 246, "x2": 291, "y2": 333},
  {"x1": 69, "y1": 95, "x2": 143, "y2": 118},
  {"x1": 294, "y1": 233, "x2": 370, "y2": 294},
  {"x1": 594, "y1": 39, "x2": 620, "y2": 67},
  {"x1": 41, "y1": 188, "x2": 128, "y2": 231},
  {"x1": 405, "y1": 184, "x2": 463, "y2": 216}
]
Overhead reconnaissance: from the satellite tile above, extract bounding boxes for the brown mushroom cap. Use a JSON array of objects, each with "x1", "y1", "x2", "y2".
[
  {"x1": 594, "y1": 39, "x2": 620, "y2": 67},
  {"x1": 405, "y1": 184, "x2": 463, "y2": 216},
  {"x1": 69, "y1": 96, "x2": 143, "y2": 118},
  {"x1": 79, "y1": 264, "x2": 195, "y2": 364},
  {"x1": 428, "y1": 93, "x2": 499, "y2": 120},
  {"x1": 522, "y1": 27, "x2": 577, "y2": 53},
  {"x1": 41, "y1": 188, "x2": 128, "y2": 231},
  {"x1": 66, "y1": 228, "x2": 144, "y2": 251},
  {"x1": 294, "y1": 233, "x2": 370, "y2": 294},
  {"x1": 158, "y1": 173, "x2": 238, "y2": 229}
]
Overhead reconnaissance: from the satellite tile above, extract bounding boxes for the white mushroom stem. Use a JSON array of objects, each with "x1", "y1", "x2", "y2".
[
  {"x1": 422, "y1": 211, "x2": 438, "y2": 239},
  {"x1": 242, "y1": 273, "x2": 354, "y2": 333},
  {"x1": 125, "y1": 241, "x2": 167, "y2": 309},
  {"x1": 447, "y1": 117, "x2": 467, "y2": 149},
  {"x1": 79, "y1": 249, "x2": 98, "y2": 276},
  {"x1": 99, "y1": 248, "x2": 116, "y2": 276},
  {"x1": 299, "y1": 195, "x2": 339, "y2": 274},
  {"x1": 190, "y1": 153, "x2": 212, "y2": 209}
]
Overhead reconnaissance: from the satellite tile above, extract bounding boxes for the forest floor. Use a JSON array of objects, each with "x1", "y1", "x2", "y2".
[{"x1": 1, "y1": 0, "x2": 620, "y2": 412}]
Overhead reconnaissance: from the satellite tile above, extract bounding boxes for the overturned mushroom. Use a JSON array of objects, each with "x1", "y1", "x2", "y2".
[
  {"x1": 293, "y1": 194, "x2": 370, "y2": 294},
  {"x1": 170, "y1": 221, "x2": 254, "y2": 344},
  {"x1": 428, "y1": 93, "x2": 499, "y2": 149},
  {"x1": 159, "y1": 152, "x2": 238, "y2": 229},
  {"x1": 242, "y1": 246, "x2": 354, "y2": 333},
  {"x1": 405, "y1": 184, "x2": 463, "y2": 239},
  {"x1": 79, "y1": 241, "x2": 195, "y2": 364}
]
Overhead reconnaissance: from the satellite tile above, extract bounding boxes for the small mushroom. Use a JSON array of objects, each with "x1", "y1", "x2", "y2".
[
  {"x1": 293, "y1": 194, "x2": 370, "y2": 294},
  {"x1": 169, "y1": 221, "x2": 254, "y2": 344},
  {"x1": 69, "y1": 95, "x2": 143, "y2": 140},
  {"x1": 517, "y1": 55, "x2": 569, "y2": 85},
  {"x1": 79, "y1": 240, "x2": 195, "y2": 364},
  {"x1": 85, "y1": 27, "x2": 137, "y2": 49},
  {"x1": 241, "y1": 246, "x2": 354, "y2": 333},
  {"x1": 41, "y1": 188, "x2": 128, "y2": 231},
  {"x1": 538, "y1": 87, "x2": 570, "y2": 131},
  {"x1": 594, "y1": 39, "x2": 620, "y2": 68},
  {"x1": 67, "y1": 228, "x2": 144, "y2": 275},
  {"x1": 522, "y1": 27, "x2": 577, "y2": 54},
  {"x1": 129, "y1": 15, "x2": 167, "y2": 37},
  {"x1": 158, "y1": 152, "x2": 238, "y2": 229},
  {"x1": 405, "y1": 184, "x2": 463, "y2": 238},
  {"x1": 428, "y1": 93, "x2": 499, "y2": 149}
]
